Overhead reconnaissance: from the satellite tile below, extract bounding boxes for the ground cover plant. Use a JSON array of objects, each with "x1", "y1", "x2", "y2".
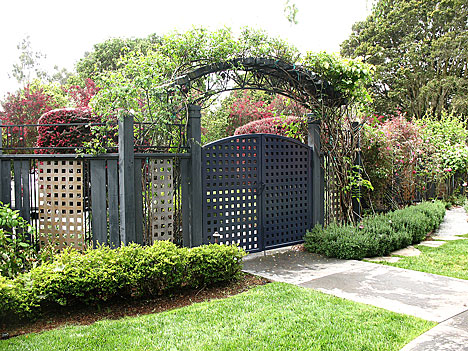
[
  {"x1": 0, "y1": 241, "x2": 245, "y2": 322},
  {"x1": 374, "y1": 234, "x2": 468, "y2": 280},
  {"x1": 304, "y1": 201, "x2": 445, "y2": 260},
  {"x1": 0, "y1": 282, "x2": 435, "y2": 351}
]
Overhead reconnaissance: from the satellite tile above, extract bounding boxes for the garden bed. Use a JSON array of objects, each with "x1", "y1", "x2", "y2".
[{"x1": 1, "y1": 273, "x2": 268, "y2": 339}]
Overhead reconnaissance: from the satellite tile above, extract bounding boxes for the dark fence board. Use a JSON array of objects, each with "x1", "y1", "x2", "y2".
[
  {"x1": 20, "y1": 160, "x2": 30, "y2": 222},
  {"x1": 0, "y1": 160, "x2": 11, "y2": 205},
  {"x1": 90, "y1": 159, "x2": 107, "y2": 246},
  {"x1": 13, "y1": 160, "x2": 22, "y2": 212},
  {"x1": 107, "y1": 160, "x2": 119, "y2": 248},
  {"x1": 134, "y1": 159, "x2": 143, "y2": 245}
]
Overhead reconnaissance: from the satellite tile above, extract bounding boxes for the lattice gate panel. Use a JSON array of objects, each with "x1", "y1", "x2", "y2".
[
  {"x1": 262, "y1": 136, "x2": 312, "y2": 249},
  {"x1": 148, "y1": 159, "x2": 174, "y2": 243},
  {"x1": 202, "y1": 136, "x2": 260, "y2": 252},
  {"x1": 37, "y1": 160, "x2": 85, "y2": 249}
]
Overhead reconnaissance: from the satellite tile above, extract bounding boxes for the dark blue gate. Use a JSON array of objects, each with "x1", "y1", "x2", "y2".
[{"x1": 201, "y1": 134, "x2": 313, "y2": 253}]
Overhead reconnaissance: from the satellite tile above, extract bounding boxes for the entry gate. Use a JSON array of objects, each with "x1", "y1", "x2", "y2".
[{"x1": 201, "y1": 134, "x2": 313, "y2": 253}]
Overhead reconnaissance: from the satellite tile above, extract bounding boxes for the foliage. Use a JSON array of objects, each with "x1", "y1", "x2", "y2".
[
  {"x1": 362, "y1": 112, "x2": 468, "y2": 209},
  {"x1": 186, "y1": 244, "x2": 245, "y2": 288},
  {"x1": 361, "y1": 113, "x2": 427, "y2": 209},
  {"x1": 302, "y1": 52, "x2": 374, "y2": 107},
  {"x1": 76, "y1": 36, "x2": 162, "y2": 79},
  {"x1": 304, "y1": 201, "x2": 445, "y2": 260},
  {"x1": 284, "y1": 0, "x2": 299, "y2": 24},
  {"x1": 0, "y1": 283, "x2": 435, "y2": 351},
  {"x1": 0, "y1": 242, "x2": 245, "y2": 321},
  {"x1": 225, "y1": 90, "x2": 274, "y2": 135},
  {"x1": 0, "y1": 84, "x2": 64, "y2": 151},
  {"x1": 0, "y1": 203, "x2": 37, "y2": 278},
  {"x1": 36, "y1": 108, "x2": 103, "y2": 153},
  {"x1": 341, "y1": 0, "x2": 468, "y2": 118},
  {"x1": 418, "y1": 113, "x2": 468, "y2": 180},
  {"x1": 201, "y1": 108, "x2": 230, "y2": 145}
]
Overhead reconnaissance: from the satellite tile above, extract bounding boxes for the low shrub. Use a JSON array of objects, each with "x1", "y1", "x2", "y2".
[
  {"x1": 304, "y1": 201, "x2": 445, "y2": 260},
  {"x1": 0, "y1": 241, "x2": 245, "y2": 322},
  {"x1": 186, "y1": 244, "x2": 246, "y2": 288},
  {"x1": 0, "y1": 203, "x2": 38, "y2": 278}
]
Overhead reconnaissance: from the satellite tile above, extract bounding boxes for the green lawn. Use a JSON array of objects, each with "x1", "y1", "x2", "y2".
[
  {"x1": 375, "y1": 235, "x2": 468, "y2": 280},
  {"x1": 1, "y1": 283, "x2": 434, "y2": 351}
]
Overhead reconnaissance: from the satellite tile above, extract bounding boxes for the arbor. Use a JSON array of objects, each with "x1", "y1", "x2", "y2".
[{"x1": 341, "y1": 0, "x2": 468, "y2": 118}]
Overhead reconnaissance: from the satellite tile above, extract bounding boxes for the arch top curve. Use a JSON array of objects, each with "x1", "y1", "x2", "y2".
[
  {"x1": 202, "y1": 133, "x2": 309, "y2": 150},
  {"x1": 169, "y1": 57, "x2": 345, "y2": 108}
]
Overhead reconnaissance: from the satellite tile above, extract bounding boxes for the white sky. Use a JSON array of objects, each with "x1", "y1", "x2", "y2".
[{"x1": 0, "y1": 0, "x2": 372, "y2": 99}]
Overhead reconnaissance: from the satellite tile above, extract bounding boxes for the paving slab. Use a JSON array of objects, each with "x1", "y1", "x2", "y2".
[
  {"x1": 300, "y1": 263, "x2": 468, "y2": 322},
  {"x1": 433, "y1": 207, "x2": 468, "y2": 238},
  {"x1": 365, "y1": 256, "x2": 402, "y2": 263},
  {"x1": 243, "y1": 250, "x2": 368, "y2": 285},
  {"x1": 418, "y1": 241, "x2": 447, "y2": 247},
  {"x1": 400, "y1": 311, "x2": 468, "y2": 351},
  {"x1": 392, "y1": 246, "x2": 421, "y2": 256}
]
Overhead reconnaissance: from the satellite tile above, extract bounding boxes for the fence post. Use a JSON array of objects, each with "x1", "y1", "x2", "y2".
[
  {"x1": 308, "y1": 115, "x2": 324, "y2": 226},
  {"x1": 118, "y1": 113, "x2": 137, "y2": 245},
  {"x1": 351, "y1": 122, "x2": 362, "y2": 222},
  {"x1": 187, "y1": 105, "x2": 203, "y2": 247}
]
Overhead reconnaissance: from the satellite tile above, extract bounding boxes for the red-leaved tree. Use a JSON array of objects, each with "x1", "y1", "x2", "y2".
[
  {"x1": 63, "y1": 78, "x2": 100, "y2": 108},
  {"x1": 226, "y1": 91, "x2": 274, "y2": 135},
  {"x1": 0, "y1": 85, "x2": 62, "y2": 151}
]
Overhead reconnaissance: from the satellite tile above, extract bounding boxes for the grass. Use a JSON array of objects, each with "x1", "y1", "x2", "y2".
[
  {"x1": 374, "y1": 234, "x2": 468, "y2": 280},
  {"x1": 0, "y1": 283, "x2": 434, "y2": 351}
]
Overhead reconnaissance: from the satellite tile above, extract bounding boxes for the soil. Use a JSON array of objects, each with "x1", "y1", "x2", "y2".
[{"x1": 1, "y1": 273, "x2": 269, "y2": 340}]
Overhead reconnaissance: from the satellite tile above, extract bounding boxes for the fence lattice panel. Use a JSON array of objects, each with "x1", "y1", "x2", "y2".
[
  {"x1": 147, "y1": 159, "x2": 174, "y2": 242},
  {"x1": 37, "y1": 160, "x2": 85, "y2": 249}
]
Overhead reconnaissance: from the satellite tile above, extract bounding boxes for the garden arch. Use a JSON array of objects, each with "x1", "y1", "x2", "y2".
[{"x1": 166, "y1": 57, "x2": 345, "y2": 252}]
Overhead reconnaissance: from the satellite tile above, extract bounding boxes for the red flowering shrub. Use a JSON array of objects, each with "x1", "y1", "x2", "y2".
[
  {"x1": 0, "y1": 85, "x2": 63, "y2": 151},
  {"x1": 226, "y1": 91, "x2": 274, "y2": 135},
  {"x1": 362, "y1": 112, "x2": 427, "y2": 208},
  {"x1": 36, "y1": 108, "x2": 103, "y2": 154},
  {"x1": 63, "y1": 79, "x2": 100, "y2": 108},
  {"x1": 234, "y1": 116, "x2": 307, "y2": 141}
]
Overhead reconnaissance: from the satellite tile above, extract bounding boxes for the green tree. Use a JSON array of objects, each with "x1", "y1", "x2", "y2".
[
  {"x1": 10, "y1": 36, "x2": 73, "y2": 86},
  {"x1": 10, "y1": 36, "x2": 48, "y2": 85},
  {"x1": 75, "y1": 36, "x2": 162, "y2": 79},
  {"x1": 341, "y1": 0, "x2": 468, "y2": 118}
]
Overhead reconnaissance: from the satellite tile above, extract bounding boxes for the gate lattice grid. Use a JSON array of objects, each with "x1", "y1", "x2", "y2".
[{"x1": 202, "y1": 134, "x2": 313, "y2": 253}]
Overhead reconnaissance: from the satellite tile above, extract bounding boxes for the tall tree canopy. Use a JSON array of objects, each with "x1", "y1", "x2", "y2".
[{"x1": 341, "y1": 0, "x2": 468, "y2": 118}]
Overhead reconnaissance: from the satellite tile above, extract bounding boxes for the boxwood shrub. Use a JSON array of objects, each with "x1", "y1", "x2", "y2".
[
  {"x1": 0, "y1": 242, "x2": 245, "y2": 322},
  {"x1": 304, "y1": 201, "x2": 446, "y2": 260}
]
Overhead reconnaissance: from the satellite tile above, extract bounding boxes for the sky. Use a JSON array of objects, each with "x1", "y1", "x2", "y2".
[{"x1": 0, "y1": 0, "x2": 372, "y2": 99}]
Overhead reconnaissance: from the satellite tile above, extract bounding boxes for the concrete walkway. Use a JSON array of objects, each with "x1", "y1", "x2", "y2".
[{"x1": 243, "y1": 207, "x2": 468, "y2": 351}]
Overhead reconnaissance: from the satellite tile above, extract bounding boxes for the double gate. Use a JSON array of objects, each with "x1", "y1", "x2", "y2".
[{"x1": 201, "y1": 134, "x2": 313, "y2": 253}]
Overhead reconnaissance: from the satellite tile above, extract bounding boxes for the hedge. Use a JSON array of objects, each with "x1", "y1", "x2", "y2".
[
  {"x1": 0, "y1": 242, "x2": 245, "y2": 321},
  {"x1": 36, "y1": 108, "x2": 106, "y2": 153},
  {"x1": 304, "y1": 201, "x2": 446, "y2": 260}
]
